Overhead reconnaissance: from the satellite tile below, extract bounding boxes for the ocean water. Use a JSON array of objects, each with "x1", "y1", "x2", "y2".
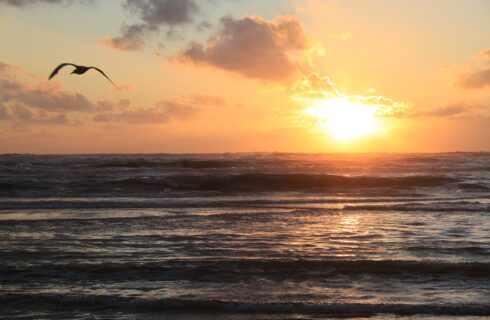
[{"x1": 0, "y1": 153, "x2": 489, "y2": 319}]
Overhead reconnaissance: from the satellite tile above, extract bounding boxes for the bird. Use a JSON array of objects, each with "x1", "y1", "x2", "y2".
[{"x1": 48, "y1": 63, "x2": 115, "y2": 86}]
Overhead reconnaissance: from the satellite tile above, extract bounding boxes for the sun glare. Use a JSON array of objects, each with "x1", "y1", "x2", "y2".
[{"x1": 303, "y1": 98, "x2": 383, "y2": 142}]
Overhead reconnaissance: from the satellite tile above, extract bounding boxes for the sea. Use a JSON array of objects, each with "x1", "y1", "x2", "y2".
[{"x1": 0, "y1": 153, "x2": 489, "y2": 319}]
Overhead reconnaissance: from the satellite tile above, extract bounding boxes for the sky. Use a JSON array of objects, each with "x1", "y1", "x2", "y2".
[{"x1": 0, "y1": 0, "x2": 489, "y2": 153}]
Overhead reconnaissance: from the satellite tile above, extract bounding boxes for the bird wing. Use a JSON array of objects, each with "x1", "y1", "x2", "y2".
[
  {"x1": 89, "y1": 67, "x2": 116, "y2": 86},
  {"x1": 48, "y1": 63, "x2": 77, "y2": 80}
]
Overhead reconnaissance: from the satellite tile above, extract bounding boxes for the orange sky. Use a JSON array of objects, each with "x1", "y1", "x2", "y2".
[{"x1": 0, "y1": 0, "x2": 489, "y2": 153}]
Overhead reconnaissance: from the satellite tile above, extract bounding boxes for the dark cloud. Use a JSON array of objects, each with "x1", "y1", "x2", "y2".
[
  {"x1": 102, "y1": 24, "x2": 148, "y2": 51},
  {"x1": 1, "y1": 0, "x2": 65, "y2": 6},
  {"x1": 173, "y1": 15, "x2": 309, "y2": 81},
  {"x1": 123, "y1": 0, "x2": 198, "y2": 27},
  {"x1": 196, "y1": 20, "x2": 212, "y2": 32},
  {"x1": 0, "y1": 0, "x2": 91, "y2": 7},
  {"x1": 457, "y1": 48, "x2": 490, "y2": 89},
  {"x1": 103, "y1": 0, "x2": 198, "y2": 51}
]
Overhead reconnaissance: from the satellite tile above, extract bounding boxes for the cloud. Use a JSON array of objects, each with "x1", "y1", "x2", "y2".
[
  {"x1": 101, "y1": 23, "x2": 148, "y2": 51},
  {"x1": 114, "y1": 83, "x2": 134, "y2": 92},
  {"x1": 476, "y1": 48, "x2": 490, "y2": 60},
  {"x1": 93, "y1": 109, "x2": 170, "y2": 124},
  {"x1": 0, "y1": 61, "x2": 138, "y2": 114},
  {"x1": 292, "y1": 72, "x2": 409, "y2": 117},
  {"x1": 187, "y1": 94, "x2": 227, "y2": 107},
  {"x1": 92, "y1": 99, "x2": 132, "y2": 112},
  {"x1": 0, "y1": 0, "x2": 91, "y2": 7},
  {"x1": 0, "y1": 0, "x2": 65, "y2": 6},
  {"x1": 92, "y1": 93, "x2": 225, "y2": 124},
  {"x1": 0, "y1": 61, "x2": 95, "y2": 112},
  {"x1": 407, "y1": 102, "x2": 486, "y2": 118},
  {"x1": 0, "y1": 61, "x2": 118, "y2": 127},
  {"x1": 102, "y1": 0, "x2": 198, "y2": 51},
  {"x1": 425, "y1": 103, "x2": 476, "y2": 117},
  {"x1": 10, "y1": 88, "x2": 94, "y2": 112},
  {"x1": 295, "y1": 0, "x2": 336, "y2": 16},
  {"x1": 457, "y1": 48, "x2": 490, "y2": 89},
  {"x1": 292, "y1": 73, "x2": 338, "y2": 99},
  {"x1": 0, "y1": 102, "x2": 9, "y2": 118},
  {"x1": 93, "y1": 99, "x2": 200, "y2": 125},
  {"x1": 293, "y1": 73, "x2": 409, "y2": 118},
  {"x1": 173, "y1": 15, "x2": 310, "y2": 81},
  {"x1": 1, "y1": 60, "x2": 222, "y2": 128},
  {"x1": 0, "y1": 104, "x2": 81, "y2": 126},
  {"x1": 459, "y1": 70, "x2": 490, "y2": 89},
  {"x1": 123, "y1": 0, "x2": 198, "y2": 27}
]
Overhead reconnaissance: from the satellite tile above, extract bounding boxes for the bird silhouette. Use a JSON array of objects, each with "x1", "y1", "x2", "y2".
[{"x1": 48, "y1": 63, "x2": 115, "y2": 86}]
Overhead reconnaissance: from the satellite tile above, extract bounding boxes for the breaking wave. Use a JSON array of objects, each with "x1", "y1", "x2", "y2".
[
  {"x1": 0, "y1": 173, "x2": 458, "y2": 197},
  {"x1": 1, "y1": 293, "x2": 489, "y2": 316}
]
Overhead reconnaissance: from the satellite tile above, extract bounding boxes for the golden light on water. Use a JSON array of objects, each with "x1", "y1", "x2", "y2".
[{"x1": 303, "y1": 98, "x2": 383, "y2": 142}]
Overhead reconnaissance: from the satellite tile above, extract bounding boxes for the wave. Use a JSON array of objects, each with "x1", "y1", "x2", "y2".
[
  {"x1": 406, "y1": 246, "x2": 489, "y2": 255},
  {"x1": 3, "y1": 260, "x2": 489, "y2": 282},
  {"x1": 1, "y1": 293, "x2": 489, "y2": 316},
  {"x1": 458, "y1": 183, "x2": 489, "y2": 190},
  {"x1": 400, "y1": 156, "x2": 442, "y2": 163},
  {"x1": 3, "y1": 195, "x2": 482, "y2": 211},
  {"x1": 0, "y1": 173, "x2": 459, "y2": 197},
  {"x1": 91, "y1": 159, "x2": 247, "y2": 169},
  {"x1": 70, "y1": 173, "x2": 462, "y2": 191},
  {"x1": 342, "y1": 201, "x2": 490, "y2": 212}
]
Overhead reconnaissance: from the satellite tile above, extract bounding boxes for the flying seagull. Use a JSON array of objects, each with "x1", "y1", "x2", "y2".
[{"x1": 48, "y1": 63, "x2": 115, "y2": 86}]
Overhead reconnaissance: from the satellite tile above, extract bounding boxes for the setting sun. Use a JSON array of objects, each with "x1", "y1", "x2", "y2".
[{"x1": 303, "y1": 98, "x2": 383, "y2": 142}]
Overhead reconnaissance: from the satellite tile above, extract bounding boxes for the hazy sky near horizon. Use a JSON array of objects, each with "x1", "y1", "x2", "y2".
[{"x1": 0, "y1": 0, "x2": 489, "y2": 153}]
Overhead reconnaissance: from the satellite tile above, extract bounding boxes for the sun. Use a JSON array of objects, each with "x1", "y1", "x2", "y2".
[{"x1": 303, "y1": 97, "x2": 383, "y2": 142}]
